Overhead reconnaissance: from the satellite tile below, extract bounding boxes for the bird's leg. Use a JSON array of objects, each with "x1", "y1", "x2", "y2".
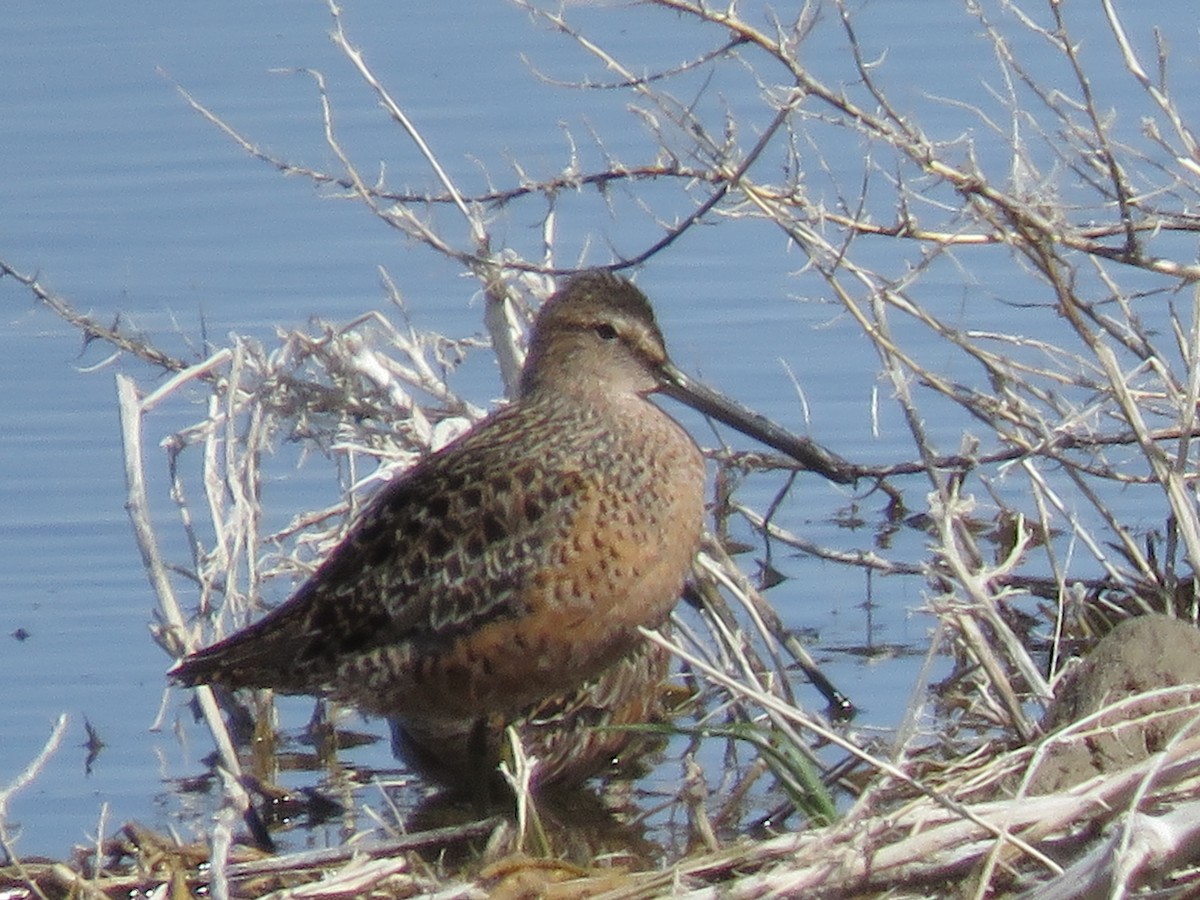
[{"x1": 466, "y1": 716, "x2": 495, "y2": 814}]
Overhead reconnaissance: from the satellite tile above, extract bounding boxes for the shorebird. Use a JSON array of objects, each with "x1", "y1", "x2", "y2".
[{"x1": 172, "y1": 270, "x2": 844, "y2": 789}]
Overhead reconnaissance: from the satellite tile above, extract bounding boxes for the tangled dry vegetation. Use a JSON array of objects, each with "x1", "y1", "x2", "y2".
[{"x1": 6, "y1": 0, "x2": 1200, "y2": 896}]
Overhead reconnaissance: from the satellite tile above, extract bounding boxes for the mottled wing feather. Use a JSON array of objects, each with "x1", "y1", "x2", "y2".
[{"x1": 172, "y1": 402, "x2": 587, "y2": 692}]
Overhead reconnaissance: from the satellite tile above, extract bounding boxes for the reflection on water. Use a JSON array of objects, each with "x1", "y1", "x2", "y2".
[{"x1": 168, "y1": 695, "x2": 717, "y2": 870}]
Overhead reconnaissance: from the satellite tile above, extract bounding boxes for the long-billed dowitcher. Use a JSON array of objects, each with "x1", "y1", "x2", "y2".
[{"x1": 172, "y1": 270, "x2": 844, "y2": 788}]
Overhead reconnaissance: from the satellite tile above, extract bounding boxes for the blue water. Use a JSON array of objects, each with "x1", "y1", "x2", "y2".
[{"x1": 1, "y1": 0, "x2": 1194, "y2": 859}]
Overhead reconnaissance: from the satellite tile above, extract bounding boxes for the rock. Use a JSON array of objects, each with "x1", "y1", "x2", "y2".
[{"x1": 1029, "y1": 614, "x2": 1200, "y2": 794}]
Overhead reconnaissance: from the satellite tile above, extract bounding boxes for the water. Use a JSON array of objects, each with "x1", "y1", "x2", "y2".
[{"x1": 1, "y1": 0, "x2": 1193, "y2": 860}]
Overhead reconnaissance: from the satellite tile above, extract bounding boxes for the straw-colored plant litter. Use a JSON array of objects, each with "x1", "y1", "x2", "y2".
[{"x1": 6, "y1": 1, "x2": 1200, "y2": 896}]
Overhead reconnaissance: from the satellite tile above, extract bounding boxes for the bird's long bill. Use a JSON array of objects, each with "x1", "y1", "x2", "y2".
[{"x1": 658, "y1": 362, "x2": 855, "y2": 484}]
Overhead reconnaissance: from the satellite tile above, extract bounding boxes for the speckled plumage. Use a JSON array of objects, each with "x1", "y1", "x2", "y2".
[
  {"x1": 173, "y1": 270, "x2": 841, "y2": 787},
  {"x1": 173, "y1": 271, "x2": 716, "y2": 786}
]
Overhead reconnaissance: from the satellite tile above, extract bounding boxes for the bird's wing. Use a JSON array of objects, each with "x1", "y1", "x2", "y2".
[{"x1": 170, "y1": 403, "x2": 588, "y2": 693}]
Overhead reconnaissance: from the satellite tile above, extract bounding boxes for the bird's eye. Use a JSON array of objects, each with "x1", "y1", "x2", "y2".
[{"x1": 593, "y1": 323, "x2": 618, "y2": 341}]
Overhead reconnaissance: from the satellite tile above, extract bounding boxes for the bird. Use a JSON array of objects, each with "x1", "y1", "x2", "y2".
[{"x1": 172, "y1": 270, "x2": 844, "y2": 791}]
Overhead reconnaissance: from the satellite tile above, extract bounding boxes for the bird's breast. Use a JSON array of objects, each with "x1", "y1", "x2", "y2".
[{"x1": 349, "y1": 394, "x2": 707, "y2": 723}]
